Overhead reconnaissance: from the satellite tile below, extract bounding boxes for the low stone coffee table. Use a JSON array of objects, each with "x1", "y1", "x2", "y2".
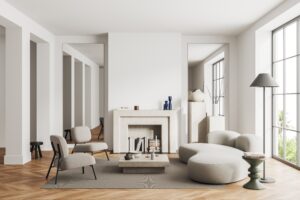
[{"x1": 118, "y1": 154, "x2": 170, "y2": 174}]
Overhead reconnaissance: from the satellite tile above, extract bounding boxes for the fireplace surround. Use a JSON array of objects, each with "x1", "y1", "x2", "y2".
[{"x1": 113, "y1": 110, "x2": 178, "y2": 153}]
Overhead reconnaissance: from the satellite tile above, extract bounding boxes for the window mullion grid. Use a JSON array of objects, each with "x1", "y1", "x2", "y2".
[
  {"x1": 218, "y1": 62, "x2": 221, "y2": 116},
  {"x1": 272, "y1": 33, "x2": 277, "y2": 156},
  {"x1": 297, "y1": 19, "x2": 300, "y2": 167},
  {"x1": 283, "y1": 27, "x2": 287, "y2": 160},
  {"x1": 212, "y1": 64, "x2": 215, "y2": 115}
]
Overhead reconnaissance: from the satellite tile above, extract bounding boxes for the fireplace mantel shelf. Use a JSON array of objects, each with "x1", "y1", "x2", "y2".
[
  {"x1": 113, "y1": 109, "x2": 179, "y2": 153},
  {"x1": 114, "y1": 109, "x2": 179, "y2": 117}
]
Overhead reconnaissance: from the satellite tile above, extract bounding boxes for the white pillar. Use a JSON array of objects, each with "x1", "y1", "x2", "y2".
[
  {"x1": 63, "y1": 55, "x2": 73, "y2": 130},
  {"x1": 0, "y1": 28, "x2": 5, "y2": 148},
  {"x1": 51, "y1": 39, "x2": 63, "y2": 135},
  {"x1": 71, "y1": 57, "x2": 75, "y2": 128},
  {"x1": 74, "y1": 61, "x2": 85, "y2": 126},
  {"x1": 36, "y1": 43, "x2": 50, "y2": 150},
  {"x1": 82, "y1": 64, "x2": 85, "y2": 126},
  {"x1": 85, "y1": 65, "x2": 92, "y2": 128},
  {"x1": 5, "y1": 27, "x2": 31, "y2": 164}
]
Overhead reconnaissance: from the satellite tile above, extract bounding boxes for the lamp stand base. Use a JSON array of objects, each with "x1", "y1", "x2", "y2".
[{"x1": 260, "y1": 177, "x2": 275, "y2": 183}]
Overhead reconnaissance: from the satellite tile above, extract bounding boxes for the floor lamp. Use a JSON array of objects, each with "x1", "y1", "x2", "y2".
[{"x1": 250, "y1": 73, "x2": 278, "y2": 183}]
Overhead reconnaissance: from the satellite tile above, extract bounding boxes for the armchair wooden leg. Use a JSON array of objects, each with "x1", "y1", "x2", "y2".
[
  {"x1": 72, "y1": 143, "x2": 77, "y2": 154},
  {"x1": 104, "y1": 149, "x2": 110, "y2": 161},
  {"x1": 82, "y1": 167, "x2": 85, "y2": 174},
  {"x1": 91, "y1": 165, "x2": 97, "y2": 180},
  {"x1": 55, "y1": 161, "x2": 60, "y2": 184},
  {"x1": 98, "y1": 126, "x2": 103, "y2": 140},
  {"x1": 46, "y1": 153, "x2": 56, "y2": 179}
]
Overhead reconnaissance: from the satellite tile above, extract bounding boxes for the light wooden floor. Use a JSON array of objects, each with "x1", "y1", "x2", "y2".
[{"x1": 0, "y1": 131, "x2": 299, "y2": 200}]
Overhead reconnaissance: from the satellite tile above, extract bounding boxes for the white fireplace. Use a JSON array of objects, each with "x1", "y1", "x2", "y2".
[
  {"x1": 113, "y1": 109, "x2": 178, "y2": 153},
  {"x1": 128, "y1": 125, "x2": 162, "y2": 152}
]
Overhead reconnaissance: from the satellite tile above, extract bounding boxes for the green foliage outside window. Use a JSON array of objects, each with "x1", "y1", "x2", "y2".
[{"x1": 277, "y1": 111, "x2": 297, "y2": 164}]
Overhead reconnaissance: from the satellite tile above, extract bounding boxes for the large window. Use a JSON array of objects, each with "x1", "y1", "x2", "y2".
[
  {"x1": 272, "y1": 17, "x2": 300, "y2": 168},
  {"x1": 212, "y1": 59, "x2": 224, "y2": 116}
]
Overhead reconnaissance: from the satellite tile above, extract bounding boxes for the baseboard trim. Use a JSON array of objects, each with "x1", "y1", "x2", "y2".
[{"x1": 4, "y1": 153, "x2": 31, "y2": 165}]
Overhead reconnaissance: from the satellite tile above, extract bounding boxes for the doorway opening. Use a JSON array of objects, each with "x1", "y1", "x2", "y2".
[
  {"x1": 62, "y1": 43, "x2": 105, "y2": 142},
  {"x1": 187, "y1": 43, "x2": 226, "y2": 143}
]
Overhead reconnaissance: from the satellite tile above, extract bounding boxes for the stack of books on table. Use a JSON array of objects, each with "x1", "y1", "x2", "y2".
[{"x1": 148, "y1": 139, "x2": 161, "y2": 153}]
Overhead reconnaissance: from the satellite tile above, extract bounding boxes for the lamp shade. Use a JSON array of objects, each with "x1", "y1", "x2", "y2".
[{"x1": 250, "y1": 73, "x2": 279, "y2": 87}]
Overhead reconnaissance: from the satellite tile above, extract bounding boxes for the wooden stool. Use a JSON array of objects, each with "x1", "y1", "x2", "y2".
[
  {"x1": 64, "y1": 129, "x2": 72, "y2": 141},
  {"x1": 30, "y1": 141, "x2": 43, "y2": 159},
  {"x1": 242, "y1": 153, "x2": 265, "y2": 190}
]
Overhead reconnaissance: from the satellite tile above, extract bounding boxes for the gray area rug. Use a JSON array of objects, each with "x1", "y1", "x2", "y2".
[{"x1": 42, "y1": 158, "x2": 223, "y2": 189}]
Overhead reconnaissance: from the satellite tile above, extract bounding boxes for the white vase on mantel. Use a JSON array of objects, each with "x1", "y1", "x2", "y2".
[{"x1": 188, "y1": 89, "x2": 205, "y2": 102}]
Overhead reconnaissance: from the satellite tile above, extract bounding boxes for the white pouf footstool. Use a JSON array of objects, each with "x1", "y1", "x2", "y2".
[{"x1": 187, "y1": 153, "x2": 248, "y2": 184}]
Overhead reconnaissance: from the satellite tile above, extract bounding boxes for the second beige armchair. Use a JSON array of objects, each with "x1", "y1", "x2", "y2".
[{"x1": 72, "y1": 126, "x2": 110, "y2": 160}]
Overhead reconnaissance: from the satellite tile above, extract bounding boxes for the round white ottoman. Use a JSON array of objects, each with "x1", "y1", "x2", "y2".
[{"x1": 187, "y1": 153, "x2": 248, "y2": 184}]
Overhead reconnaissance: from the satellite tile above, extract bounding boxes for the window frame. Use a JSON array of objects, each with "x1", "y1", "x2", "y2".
[
  {"x1": 272, "y1": 16, "x2": 300, "y2": 169},
  {"x1": 212, "y1": 58, "x2": 225, "y2": 116}
]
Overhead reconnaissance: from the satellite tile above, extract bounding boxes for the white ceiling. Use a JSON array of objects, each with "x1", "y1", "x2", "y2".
[
  {"x1": 5, "y1": 0, "x2": 284, "y2": 35},
  {"x1": 69, "y1": 43, "x2": 104, "y2": 66},
  {"x1": 188, "y1": 44, "x2": 223, "y2": 65}
]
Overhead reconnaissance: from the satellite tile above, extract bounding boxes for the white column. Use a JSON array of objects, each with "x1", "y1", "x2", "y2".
[
  {"x1": 71, "y1": 56, "x2": 75, "y2": 128},
  {"x1": 63, "y1": 55, "x2": 72, "y2": 130},
  {"x1": 82, "y1": 64, "x2": 85, "y2": 126},
  {"x1": 85, "y1": 65, "x2": 92, "y2": 128},
  {"x1": 51, "y1": 39, "x2": 63, "y2": 135},
  {"x1": 0, "y1": 29, "x2": 5, "y2": 148},
  {"x1": 5, "y1": 27, "x2": 31, "y2": 164},
  {"x1": 36, "y1": 43, "x2": 50, "y2": 150},
  {"x1": 74, "y1": 61, "x2": 85, "y2": 126}
]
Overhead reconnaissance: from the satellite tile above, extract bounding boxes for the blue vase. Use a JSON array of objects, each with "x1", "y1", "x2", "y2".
[
  {"x1": 163, "y1": 101, "x2": 169, "y2": 110},
  {"x1": 168, "y1": 96, "x2": 172, "y2": 110}
]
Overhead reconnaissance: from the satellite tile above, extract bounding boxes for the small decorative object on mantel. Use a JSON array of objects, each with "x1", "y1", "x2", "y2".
[
  {"x1": 134, "y1": 105, "x2": 139, "y2": 110},
  {"x1": 120, "y1": 107, "x2": 130, "y2": 110},
  {"x1": 168, "y1": 96, "x2": 172, "y2": 110},
  {"x1": 163, "y1": 96, "x2": 173, "y2": 110}
]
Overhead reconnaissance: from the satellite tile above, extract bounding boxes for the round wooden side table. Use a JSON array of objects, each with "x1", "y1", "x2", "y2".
[{"x1": 242, "y1": 154, "x2": 265, "y2": 190}]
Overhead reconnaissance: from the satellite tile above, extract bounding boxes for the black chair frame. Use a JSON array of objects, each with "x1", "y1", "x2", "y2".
[{"x1": 46, "y1": 142, "x2": 97, "y2": 184}]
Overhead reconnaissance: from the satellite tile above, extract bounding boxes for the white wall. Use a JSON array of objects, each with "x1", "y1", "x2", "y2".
[
  {"x1": 0, "y1": 29, "x2": 5, "y2": 148},
  {"x1": 188, "y1": 61, "x2": 204, "y2": 91},
  {"x1": 107, "y1": 33, "x2": 182, "y2": 148}
]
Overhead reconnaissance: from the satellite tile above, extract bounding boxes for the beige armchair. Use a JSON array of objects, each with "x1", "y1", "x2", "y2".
[
  {"x1": 46, "y1": 135, "x2": 97, "y2": 184},
  {"x1": 71, "y1": 126, "x2": 110, "y2": 160}
]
